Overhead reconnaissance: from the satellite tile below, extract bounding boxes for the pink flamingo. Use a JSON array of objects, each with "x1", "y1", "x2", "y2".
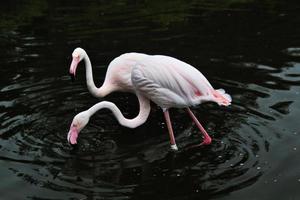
[{"x1": 67, "y1": 48, "x2": 231, "y2": 150}]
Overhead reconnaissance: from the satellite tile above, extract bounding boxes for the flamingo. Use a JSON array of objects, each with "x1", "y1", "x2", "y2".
[{"x1": 67, "y1": 48, "x2": 231, "y2": 150}]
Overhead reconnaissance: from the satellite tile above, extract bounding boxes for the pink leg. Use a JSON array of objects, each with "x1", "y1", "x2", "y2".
[
  {"x1": 163, "y1": 110, "x2": 178, "y2": 151},
  {"x1": 186, "y1": 108, "x2": 212, "y2": 146}
]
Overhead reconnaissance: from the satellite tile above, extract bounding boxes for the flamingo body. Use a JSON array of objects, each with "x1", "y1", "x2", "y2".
[
  {"x1": 131, "y1": 55, "x2": 231, "y2": 109},
  {"x1": 100, "y1": 53, "x2": 148, "y2": 92},
  {"x1": 67, "y1": 48, "x2": 231, "y2": 150}
]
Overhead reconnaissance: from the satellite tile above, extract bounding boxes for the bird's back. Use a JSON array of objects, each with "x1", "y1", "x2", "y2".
[
  {"x1": 106, "y1": 53, "x2": 231, "y2": 108},
  {"x1": 104, "y1": 53, "x2": 148, "y2": 91},
  {"x1": 132, "y1": 55, "x2": 219, "y2": 108}
]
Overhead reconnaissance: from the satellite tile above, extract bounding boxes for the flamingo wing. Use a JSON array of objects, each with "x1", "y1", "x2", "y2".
[{"x1": 131, "y1": 55, "x2": 215, "y2": 109}]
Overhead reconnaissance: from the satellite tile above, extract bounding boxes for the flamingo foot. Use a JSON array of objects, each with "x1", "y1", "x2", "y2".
[
  {"x1": 170, "y1": 144, "x2": 178, "y2": 151},
  {"x1": 187, "y1": 137, "x2": 212, "y2": 149},
  {"x1": 201, "y1": 136, "x2": 212, "y2": 145}
]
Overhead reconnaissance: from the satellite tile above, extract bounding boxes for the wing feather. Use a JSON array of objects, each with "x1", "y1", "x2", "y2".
[{"x1": 131, "y1": 55, "x2": 214, "y2": 108}]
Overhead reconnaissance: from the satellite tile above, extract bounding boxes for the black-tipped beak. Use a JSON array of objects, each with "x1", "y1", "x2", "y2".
[
  {"x1": 70, "y1": 73, "x2": 75, "y2": 82},
  {"x1": 69, "y1": 142, "x2": 78, "y2": 148}
]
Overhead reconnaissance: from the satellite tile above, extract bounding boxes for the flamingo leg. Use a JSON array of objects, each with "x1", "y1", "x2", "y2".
[
  {"x1": 163, "y1": 110, "x2": 178, "y2": 151},
  {"x1": 186, "y1": 108, "x2": 212, "y2": 146}
]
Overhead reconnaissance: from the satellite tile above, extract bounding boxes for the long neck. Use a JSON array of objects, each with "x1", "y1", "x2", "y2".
[
  {"x1": 84, "y1": 54, "x2": 112, "y2": 97},
  {"x1": 87, "y1": 94, "x2": 151, "y2": 128}
]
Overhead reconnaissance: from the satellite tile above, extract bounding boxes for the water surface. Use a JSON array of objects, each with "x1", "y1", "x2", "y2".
[{"x1": 0, "y1": 0, "x2": 300, "y2": 199}]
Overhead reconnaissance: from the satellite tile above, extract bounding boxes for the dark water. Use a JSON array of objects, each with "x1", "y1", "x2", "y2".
[{"x1": 1, "y1": 0, "x2": 300, "y2": 199}]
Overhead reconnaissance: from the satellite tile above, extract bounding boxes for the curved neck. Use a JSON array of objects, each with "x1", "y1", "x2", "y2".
[
  {"x1": 84, "y1": 54, "x2": 112, "y2": 97},
  {"x1": 87, "y1": 94, "x2": 151, "y2": 128}
]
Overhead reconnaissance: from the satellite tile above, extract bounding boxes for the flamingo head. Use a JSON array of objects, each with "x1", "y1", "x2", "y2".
[
  {"x1": 69, "y1": 47, "x2": 86, "y2": 78},
  {"x1": 67, "y1": 111, "x2": 90, "y2": 145}
]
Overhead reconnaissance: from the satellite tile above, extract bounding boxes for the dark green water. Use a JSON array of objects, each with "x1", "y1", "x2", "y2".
[{"x1": 0, "y1": 0, "x2": 300, "y2": 199}]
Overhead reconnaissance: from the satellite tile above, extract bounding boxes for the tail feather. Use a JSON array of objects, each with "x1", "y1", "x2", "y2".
[{"x1": 214, "y1": 88, "x2": 232, "y2": 106}]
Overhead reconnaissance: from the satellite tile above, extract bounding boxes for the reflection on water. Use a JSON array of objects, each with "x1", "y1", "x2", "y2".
[{"x1": 0, "y1": 0, "x2": 300, "y2": 199}]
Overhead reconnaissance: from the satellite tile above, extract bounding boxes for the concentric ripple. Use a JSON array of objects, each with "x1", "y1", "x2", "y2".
[
  {"x1": 1, "y1": 0, "x2": 300, "y2": 199},
  {"x1": 0, "y1": 66, "x2": 274, "y2": 199}
]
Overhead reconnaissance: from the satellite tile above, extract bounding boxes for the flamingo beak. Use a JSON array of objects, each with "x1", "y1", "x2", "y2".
[
  {"x1": 69, "y1": 55, "x2": 80, "y2": 80},
  {"x1": 67, "y1": 126, "x2": 79, "y2": 145}
]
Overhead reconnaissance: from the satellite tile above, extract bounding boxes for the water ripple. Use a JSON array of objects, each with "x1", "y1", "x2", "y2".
[{"x1": 1, "y1": 1, "x2": 300, "y2": 199}]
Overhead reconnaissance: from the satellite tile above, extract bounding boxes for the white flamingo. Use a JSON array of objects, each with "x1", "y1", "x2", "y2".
[{"x1": 67, "y1": 48, "x2": 231, "y2": 150}]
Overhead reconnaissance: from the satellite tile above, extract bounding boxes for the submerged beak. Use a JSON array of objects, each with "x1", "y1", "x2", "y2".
[
  {"x1": 70, "y1": 73, "x2": 75, "y2": 82},
  {"x1": 67, "y1": 126, "x2": 79, "y2": 145},
  {"x1": 69, "y1": 56, "x2": 80, "y2": 78}
]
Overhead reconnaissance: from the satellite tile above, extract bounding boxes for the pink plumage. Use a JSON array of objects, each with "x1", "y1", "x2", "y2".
[
  {"x1": 67, "y1": 48, "x2": 231, "y2": 150},
  {"x1": 131, "y1": 54, "x2": 231, "y2": 109}
]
